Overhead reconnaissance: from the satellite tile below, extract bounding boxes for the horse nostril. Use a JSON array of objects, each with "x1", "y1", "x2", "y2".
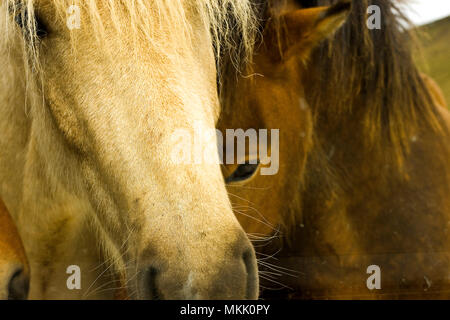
[
  {"x1": 145, "y1": 266, "x2": 162, "y2": 300},
  {"x1": 8, "y1": 268, "x2": 30, "y2": 300},
  {"x1": 243, "y1": 248, "x2": 259, "y2": 300}
]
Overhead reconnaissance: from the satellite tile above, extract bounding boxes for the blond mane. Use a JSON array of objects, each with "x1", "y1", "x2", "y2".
[{"x1": 2, "y1": 0, "x2": 258, "y2": 81}]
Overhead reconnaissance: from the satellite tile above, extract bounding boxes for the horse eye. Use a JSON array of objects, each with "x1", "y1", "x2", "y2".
[
  {"x1": 34, "y1": 15, "x2": 48, "y2": 38},
  {"x1": 14, "y1": 8, "x2": 48, "y2": 39},
  {"x1": 226, "y1": 162, "x2": 259, "y2": 183}
]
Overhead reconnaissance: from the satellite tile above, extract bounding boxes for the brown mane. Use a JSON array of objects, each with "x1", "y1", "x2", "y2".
[{"x1": 296, "y1": 0, "x2": 448, "y2": 168}]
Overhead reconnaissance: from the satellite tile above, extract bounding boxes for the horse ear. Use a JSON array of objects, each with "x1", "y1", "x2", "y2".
[{"x1": 266, "y1": 1, "x2": 351, "y2": 61}]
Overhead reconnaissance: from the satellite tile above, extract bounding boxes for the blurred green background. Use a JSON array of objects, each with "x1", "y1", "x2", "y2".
[{"x1": 417, "y1": 16, "x2": 450, "y2": 107}]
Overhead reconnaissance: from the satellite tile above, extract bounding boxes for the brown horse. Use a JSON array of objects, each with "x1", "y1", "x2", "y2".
[
  {"x1": 0, "y1": 198, "x2": 29, "y2": 300},
  {"x1": 218, "y1": 0, "x2": 450, "y2": 299}
]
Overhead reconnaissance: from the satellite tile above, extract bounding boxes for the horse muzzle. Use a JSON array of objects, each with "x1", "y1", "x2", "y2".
[{"x1": 134, "y1": 229, "x2": 259, "y2": 300}]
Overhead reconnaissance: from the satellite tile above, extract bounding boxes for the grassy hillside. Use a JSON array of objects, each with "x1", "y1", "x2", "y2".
[{"x1": 416, "y1": 16, "x2": 450, "y2": 107}]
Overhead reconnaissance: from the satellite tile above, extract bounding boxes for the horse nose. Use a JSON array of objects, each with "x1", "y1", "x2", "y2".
[
  {"x1": 7, "y1": 267, "x2": 30, "y2": 300},
  {"x1": 139, "y1": 234, "x2": 259, "y2": 299}
]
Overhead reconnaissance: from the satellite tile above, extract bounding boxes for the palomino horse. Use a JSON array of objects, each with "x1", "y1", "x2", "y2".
[
  {"x1": 0, "y1": 0, "x2": 259, "y2": 299},
  {"x1": 0, "y1": 198, "x2": 29, "y2": 300},
  {"x1": 219, "y1": 0, "x2": 450, "y2": 299}
]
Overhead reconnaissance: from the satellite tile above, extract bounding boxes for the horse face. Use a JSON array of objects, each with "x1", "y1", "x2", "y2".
[
  {"x1": 218, "y1": 2, "x2": 351, "y2": 237},
  {"x1": 0, "y1": 200, "x2": 29, "y2": 300},
  {"x1": 13, "y1": 1, "x2": 257, "y2": 299}
]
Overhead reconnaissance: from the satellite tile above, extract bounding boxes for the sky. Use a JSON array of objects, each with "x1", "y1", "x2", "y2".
[{"x1": 402, "y1": 0, "x2": 450, "y2": 26}]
